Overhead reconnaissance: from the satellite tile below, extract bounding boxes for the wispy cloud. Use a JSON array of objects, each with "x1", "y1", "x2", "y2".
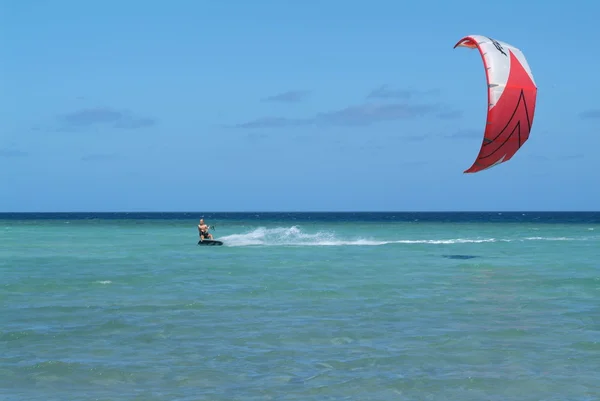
[
  {"x1": 366, "y1": 85, "x2": 462, "y2": 121},
  {"x1": 57, "y1": 107, "x2": 157, "y2": 131},
  {"x1": 235, "y1": 83, "x2": 462, "y2": 129},
  {"x1": 437, "y1": 110, "x2": 463, "y2": 120},
  {"x1": 444, "y1": 129, "x2": 481, "y2": 139},
  {"x1": 580, "y1": 109, "x2": 600, "y2": 119},
  {"x1": 315, "y1": 103, "x2": 439, "y2": 126},
  {"x1": 403, "y1": 134, "x2": 431, "y2": 142},
  {"x1": 235, "y1": 102, "x2": 447, "y2": 129},
  {"x1": 236, "y1": 117, "x2": 303, "y2": 129},
  {"x1": 390, "y1": 128, "x2": 481, "y2": 142},
  {"x1": 0, "y1": 148, "x2": 28, "y2": 158},
  {"x1": 245, "y1": 133, "x2": 270, "y2": 143},
  {"x1": 366, "y1": 85, "x2": 440, "y2": 100},
  {"x1": 81, "y1": 153, "x2": 120, "y2": 162},
  {"x1": 261, "y1": 90, "x2": 309, "y2": 103}
]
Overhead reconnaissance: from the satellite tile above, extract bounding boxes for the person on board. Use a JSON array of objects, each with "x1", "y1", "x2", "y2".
[{"x1": 198, "y1": 219, "x2": 214, "y2": 241}]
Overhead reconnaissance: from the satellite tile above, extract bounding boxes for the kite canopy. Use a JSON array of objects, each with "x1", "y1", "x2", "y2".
[{"x1": 454, "y1": 35, "x2": 537, "y2": 173}]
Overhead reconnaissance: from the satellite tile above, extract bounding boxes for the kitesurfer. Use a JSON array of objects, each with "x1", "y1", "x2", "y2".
[{"x1": 198, "y1": 219, "x2": 213, "y2": 241}]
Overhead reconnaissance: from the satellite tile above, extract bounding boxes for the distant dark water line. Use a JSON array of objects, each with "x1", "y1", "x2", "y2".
[{"x1": 1, "y1": 212, "x2": 599, "y2": 224}]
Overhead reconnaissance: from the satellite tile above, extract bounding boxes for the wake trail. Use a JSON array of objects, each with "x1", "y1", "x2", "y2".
[{"x1": 216, "y1": 226, "x2": 596, "y2": 247}]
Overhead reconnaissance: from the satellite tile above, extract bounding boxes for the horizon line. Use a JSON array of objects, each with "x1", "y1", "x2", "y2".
[{"x1": 1, "y1": 210, "x2": 599, "y2": 214}]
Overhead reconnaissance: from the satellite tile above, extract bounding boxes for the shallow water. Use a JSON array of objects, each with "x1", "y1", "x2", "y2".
[{"x1": 1, "y1": 212, "x2": 599, "y2": 400}]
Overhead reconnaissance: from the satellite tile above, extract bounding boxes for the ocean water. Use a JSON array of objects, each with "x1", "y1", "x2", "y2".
[{"x1": 1, "y1": 212, "x2": 599, "y2": 401}]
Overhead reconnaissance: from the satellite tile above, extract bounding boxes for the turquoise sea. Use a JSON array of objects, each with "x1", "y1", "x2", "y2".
[{"x1": 1, "y1": 212, "x2": 599, "y2": 400}]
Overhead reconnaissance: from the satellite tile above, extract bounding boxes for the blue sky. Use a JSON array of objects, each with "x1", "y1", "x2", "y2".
[{"x1": 1, "y1": 0, "x2": 598, "y2": 212}]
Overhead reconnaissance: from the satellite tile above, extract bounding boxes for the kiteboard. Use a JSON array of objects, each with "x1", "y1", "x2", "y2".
[{"x1": 197, "y1": 239, "x2": 223, "y2": 246}]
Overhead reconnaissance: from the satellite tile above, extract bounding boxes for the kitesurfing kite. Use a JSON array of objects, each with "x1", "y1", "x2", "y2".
[{"x1": 454, "y1": 35, "x2": 537, "y2": 173}]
